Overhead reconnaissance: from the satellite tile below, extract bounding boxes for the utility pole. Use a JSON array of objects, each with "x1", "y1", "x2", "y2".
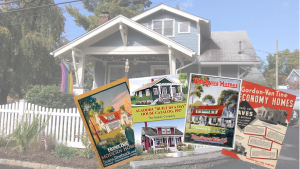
[{"x1": 276, "y1": 40, "x2": 278, "y2": 89}]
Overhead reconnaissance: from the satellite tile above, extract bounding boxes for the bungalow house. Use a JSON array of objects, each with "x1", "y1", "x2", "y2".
[
  {"x1": 254, "y1": 106, "x2": 288, "y2": 125},
  {"x1": 50, "y1": 4, "x2": 260, "y2": 95},
  {"x1": 94, "y1": 109, "x2": 122, "y2": 133},
  {"x1": 191, "y1": 104, "x2": 235, "y2": 128},
  {"x1": 141, "y1": 122, "x2": 183, "y2": 153},
  {"x1": 133, "y1": 76, "x2": 183, "y2": 104}
]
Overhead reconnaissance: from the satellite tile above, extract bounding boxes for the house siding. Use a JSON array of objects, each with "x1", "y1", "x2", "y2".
[
  {"x1": 136, "y1": 89, "x2": 153, "y2": 102},
  {"x1": 221, "y1": 65, "x2": 238, "y2": 78},
  {"x1": 90, "y1": 27, "x2": 164, "y2": 47},
  {"x1": 94, "y1": 62, "x2": 106, "y2": 87},
  {"x1": 157, "y1": 128, "x2": 162, "y2": 134},
  {"x1": 170, "y1": 128, "x2": 174, "y2": 134},
  {"x1": 287, "y1": 71, "x2": 299, "y2": 83},
  {"x1": 138, "y1": 10, "x2": 198, "y2": 54}
]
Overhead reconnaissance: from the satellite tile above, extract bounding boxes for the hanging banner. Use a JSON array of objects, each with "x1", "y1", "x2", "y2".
[
  {"x1": 183, "y1": 73, "x2": 242, "y2": 148},
  {"x1": 74, "y1": 77, "x2": 140, "y2": 169},
  {"x1": 221, "y1": 80, "x2": 296, "y2": 169}
]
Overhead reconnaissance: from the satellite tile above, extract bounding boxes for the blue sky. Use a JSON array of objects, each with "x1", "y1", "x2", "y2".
[{"x1": 54, "y1": 0, "x2": 299, "y2": 63}]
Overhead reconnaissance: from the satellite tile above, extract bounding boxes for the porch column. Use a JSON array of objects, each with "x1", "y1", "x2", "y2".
[
  {"x1": 152, "y1": 138, "x2": 155, "y2": 152},
  {"x1": 167, "y1": 137, "x2": 169, "y2": 148},
  {"x1": 180, "y1": 84, "x2": 182, "y2": 93},
  {"x1": 170, "y1": 84, "x2": 173, "y2": 98},
  {"x1": 168, "y1": 45, "x2": 176, "y2": 75},
  {"x1": 77, "y1": 55, "x2": 85, "y2": 87}
]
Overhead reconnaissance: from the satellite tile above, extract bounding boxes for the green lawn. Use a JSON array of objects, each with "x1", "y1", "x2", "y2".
[{"x1": 185, "y1": 124, "x2": 229, "y2": 134}]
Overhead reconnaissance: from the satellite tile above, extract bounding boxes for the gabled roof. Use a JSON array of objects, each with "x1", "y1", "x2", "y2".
[
  {"x1": 98, "y1": 109, "x2": 121, "y2": 124},
  {"x1": 132, "y1": 4, "x2": 211, "y2": 37},
  {"x1": 51, "y1": 15, "x2": 195, "y2": 58},
  {"x1": 198, "y1": 31, "x2": 260, "y2": 65},
  {"x1": 133, "y1": 76, "x2": 177, "y2": 92},
  {"x1": 142, "y1": 127, "x2": 183, "y2": 136},
  {"x1": 287, "y1": 69, "x2": 300, "y2": 80},
  {"x1": 192, "y1": 104, "x2": 226, "y2": 117}
]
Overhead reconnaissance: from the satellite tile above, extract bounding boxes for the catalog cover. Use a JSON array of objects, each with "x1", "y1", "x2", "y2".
[
  {"x1": 129, "y1": 74, "x2": 189, "y2": 154},
  {"x1": 74, "y1": 77, "x2": 140, "y2": 169},
  {"x1": 221, "y1": 80, "x2": 296, "y2": 169},
  {"x1": 183, "y1": 73, "x2": 242, "y2": 148}
]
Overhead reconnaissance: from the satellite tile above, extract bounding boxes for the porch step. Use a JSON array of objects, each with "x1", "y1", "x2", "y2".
[
  {"x1": 169, "y1": 146, "x2": 178, "y2": 152},
  {"x1": 151, "y1": 98, "x2": 159, "y2": 105}
]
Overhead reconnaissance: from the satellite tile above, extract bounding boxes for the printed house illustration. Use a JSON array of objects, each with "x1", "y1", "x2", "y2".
[
  {"x1": 141, "y1": 122, "x2": 183, "y2": 153},
  {"x1": 133, "y1": 76, "x2": 183, "y2": 104},
  {"x1": 94, "y1": 109, "x2": 133, "y2": 133},
  {"x1": 191, "y1": 104, "x2": 235, "y2": 128},
  {"x1": 255, "y1": 106, "x2": 288, "y2": 125}
]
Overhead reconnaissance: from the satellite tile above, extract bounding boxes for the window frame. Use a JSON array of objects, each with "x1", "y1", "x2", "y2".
[
  {"x1": 146, "y1": 89, "x2": 150, "y2": 96},
  {"x1": 152, "y1": 19, "x2": 175, "y2": 37},
  {"x1": 162, "y1": 128, "x2": 166, "y2": 134},
  {"x1": 139, "y1": 91, "x2": 142, "y2": 97},
  {"x1": 167, "y1": 128, "x2": 170, "y2": 134},
  {"x1": 178, "y1": 21, "x2": 190, "y2": 33},
  {"x1": 153, "y1": 88, "x2": 158, "y2": 95},
  {"x1": 171, "y1": 87, "x2": 176, "y2": 93}
]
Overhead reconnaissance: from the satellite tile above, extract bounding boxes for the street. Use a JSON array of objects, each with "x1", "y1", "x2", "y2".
[{"x1": 209, "y1": 126, "x2": 299, "y2": 169}]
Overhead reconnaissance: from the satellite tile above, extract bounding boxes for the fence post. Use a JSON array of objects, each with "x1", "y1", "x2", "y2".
[{"x1": 18, "y1": 99, "x2": 27, "y2": 122}]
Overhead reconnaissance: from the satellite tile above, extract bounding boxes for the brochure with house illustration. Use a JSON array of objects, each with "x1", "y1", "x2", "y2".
[
  {"x1": 183, "y1": 73, "x2": 242, "y2": 148},
  {"x1": 73, "y1": 77, "x2": 140, "y2": 169},
  {"x1": 129, "y1": 74, "x2": 189, "y2": 154},
  {"x1": 221, "y1": 80, "x2": 296, "y2": 169}
]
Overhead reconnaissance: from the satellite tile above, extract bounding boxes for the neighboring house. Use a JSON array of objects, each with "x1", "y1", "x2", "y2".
[
  {"x1": 133, "y1": 76, "x2": 183, "y2": 104},
  {"x1": 141, "y1": 122, "x2": 183, "y2": 153},
  {"x1": 191, "y1": 104, "x2": 235, "y2": 128},
  {"x1": 95, "y1": 109, "x2": 122, "y2": 133},
  {"x1": 286, "y1": 69, "x2": 299, "y2": 83},
  {"x1": 51, "y1": 4, "x2": 260, "y2": 95},
  {"x1": 254, "y1": 106, "x2": 288, "y2": 125}
]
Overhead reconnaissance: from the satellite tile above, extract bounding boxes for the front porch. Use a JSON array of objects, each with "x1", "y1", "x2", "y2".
[{"x1": 146, "y1": 136, "x2": 182, "y2": 152}]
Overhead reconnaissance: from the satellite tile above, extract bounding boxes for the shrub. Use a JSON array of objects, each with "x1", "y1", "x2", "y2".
[
  {"x1": 29, "y1": 134, "x2": 56, "y2": 152},
  {"x1": 149, "y1": 147, "x2": 154, "y2": 154},
  {"x1": 0, "y1": 136, "x2": 8, "y2": 147},
  {"x1": 25, "y1": 85, "x2": 76, "y2": 109},
  {"x1": 78, "y1": 132, "x2": 95, "y2": 159},
  {"x1": 135, "y1": 143, "x2": 143, "y2": 156},
  {"x1": 54, "y1": 143, "x2": 78, "y2": 159},
  {"x1": 7, "y1": 113, "x2": 50, "y2": 153},
  {"x1": 157, "y1": 101, "x2": 164, "y2": 105}
]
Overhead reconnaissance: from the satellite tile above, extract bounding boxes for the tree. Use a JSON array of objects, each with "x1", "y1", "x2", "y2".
[
  {"x1": 103, "y1": 106, "x2": 115, "y2": 114},
  {"x1": 202, "y1": 94, "x2": 215, "y2": 105},
  {"x1": 0, "y1": 0, "x2": 66, "y2": 104},
  {"x1": 120, "y1": 105, "x2": 125, "y2": 111},
  {"x1": 65, "y1": 0, "x2": 152, "y2": 31},
  {"x1": 263, "y1": 49, "x2": 299, "y2": 88},
  {"x1": 217, "y1": 90, "x2": 238, "y2": 117}
]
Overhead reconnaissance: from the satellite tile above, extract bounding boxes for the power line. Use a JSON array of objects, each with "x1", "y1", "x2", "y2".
[{"x1": 0, "y1": 0, "x2": 85, "y2": 14}]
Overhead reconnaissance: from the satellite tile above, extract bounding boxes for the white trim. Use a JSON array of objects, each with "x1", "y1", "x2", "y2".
[
  {"x1": 150, "y1": 65, "x2": 169, "y2": 76},
  {"x1": 152, "y1": 19, "x2": 175, "y2": 37},
  {"x1": 107, "y1": 65, "x2": 125, "y2": 84},
  {"x1": 199, "y1": 62, "x2": 261, "y2": 65},
  {"x1": 140, "y1": 23, "x2": 149, "y2": 28},
  {"x1": 139, "y1": 91, "x2": 142, "y2": 97},
  {"x1": 146, "y1": 89, "x2": 150, "y2": 96},
  {"x1": 178, "y1": 22, "x2": 190, "y2": 34},
  {"x1": 286, "y1": 69, "x2": 300, "y2": 81},
  {"x1": 197, "y1": 34, "x2": 200, "y2": 55},
  {"x1": 132, "y1": 4, "x2": 209, "y2": 23},
  {"x1": 83, "y1": 46, "x2": 168, "y2": 55},
  {"x1": 153, "y1": 88, "x2": 158, "y2": 95},
  {"x1": 51, "y1": 15, "x2": 194, "y2": 58},
  {"x1": 199, "y1": 65, "x2": 221, "y2": 76}
]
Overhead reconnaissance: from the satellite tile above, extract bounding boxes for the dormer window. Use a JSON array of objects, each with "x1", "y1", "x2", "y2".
[
  {"x1": 178, "y1": 22, "x2": 190, "y2": 33},
  {"x1": 152, "y1": 19, "x2": 174, "y2": 37},
  {"x1": 162, "y1": 128, "x2": 166, "y2": 134},
  {"x1": 167, "y1": 128, "x2": 170, "y2": 134}
]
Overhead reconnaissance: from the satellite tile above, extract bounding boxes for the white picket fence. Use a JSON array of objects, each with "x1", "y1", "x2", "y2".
[{"x1": 0, "y1": 99, "x2": 85, "y2": 148}]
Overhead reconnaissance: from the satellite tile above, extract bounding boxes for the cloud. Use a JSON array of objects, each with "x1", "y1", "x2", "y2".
[
  {"x1": 282, "y1": 1, "x2": 290, "y2": 8},
  {"x1": 181, "y1": 0, "x2": 194, "y2": 10}
]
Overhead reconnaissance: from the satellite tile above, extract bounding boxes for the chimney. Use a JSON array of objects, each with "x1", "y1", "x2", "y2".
[
  {"x1": 145, "y1": 122, "x2": 148, "y2": 130},
  {"x1": 151, "y1": 79, "x2": 154, "y2": 82},
  {"x1": 99, "y1": 11, "x2": 110, "y2": 26}
]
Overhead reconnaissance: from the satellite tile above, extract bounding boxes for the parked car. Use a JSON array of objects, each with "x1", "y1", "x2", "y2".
[{"x1": 276, "y1": 90, "x2": 299, "y2": 126}]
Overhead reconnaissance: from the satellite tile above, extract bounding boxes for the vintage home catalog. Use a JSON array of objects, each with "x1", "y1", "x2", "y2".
[
  {"x1": 221, "y1": 80, "x2": 296, "y2": 169},
  {"x1": 129, "y1": 74, "x2": 188, "y2": 154},
  {"x1": 183, "y1": 73, "x2": 242, "y2": 148},
  {"x1": 74, "y1": 77, "x2": 140, "y2": 169}
]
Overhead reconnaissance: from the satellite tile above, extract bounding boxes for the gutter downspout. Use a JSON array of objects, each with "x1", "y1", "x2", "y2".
[{"x1": 176, "y1": 53, "x2": 198, "y2": 74}]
